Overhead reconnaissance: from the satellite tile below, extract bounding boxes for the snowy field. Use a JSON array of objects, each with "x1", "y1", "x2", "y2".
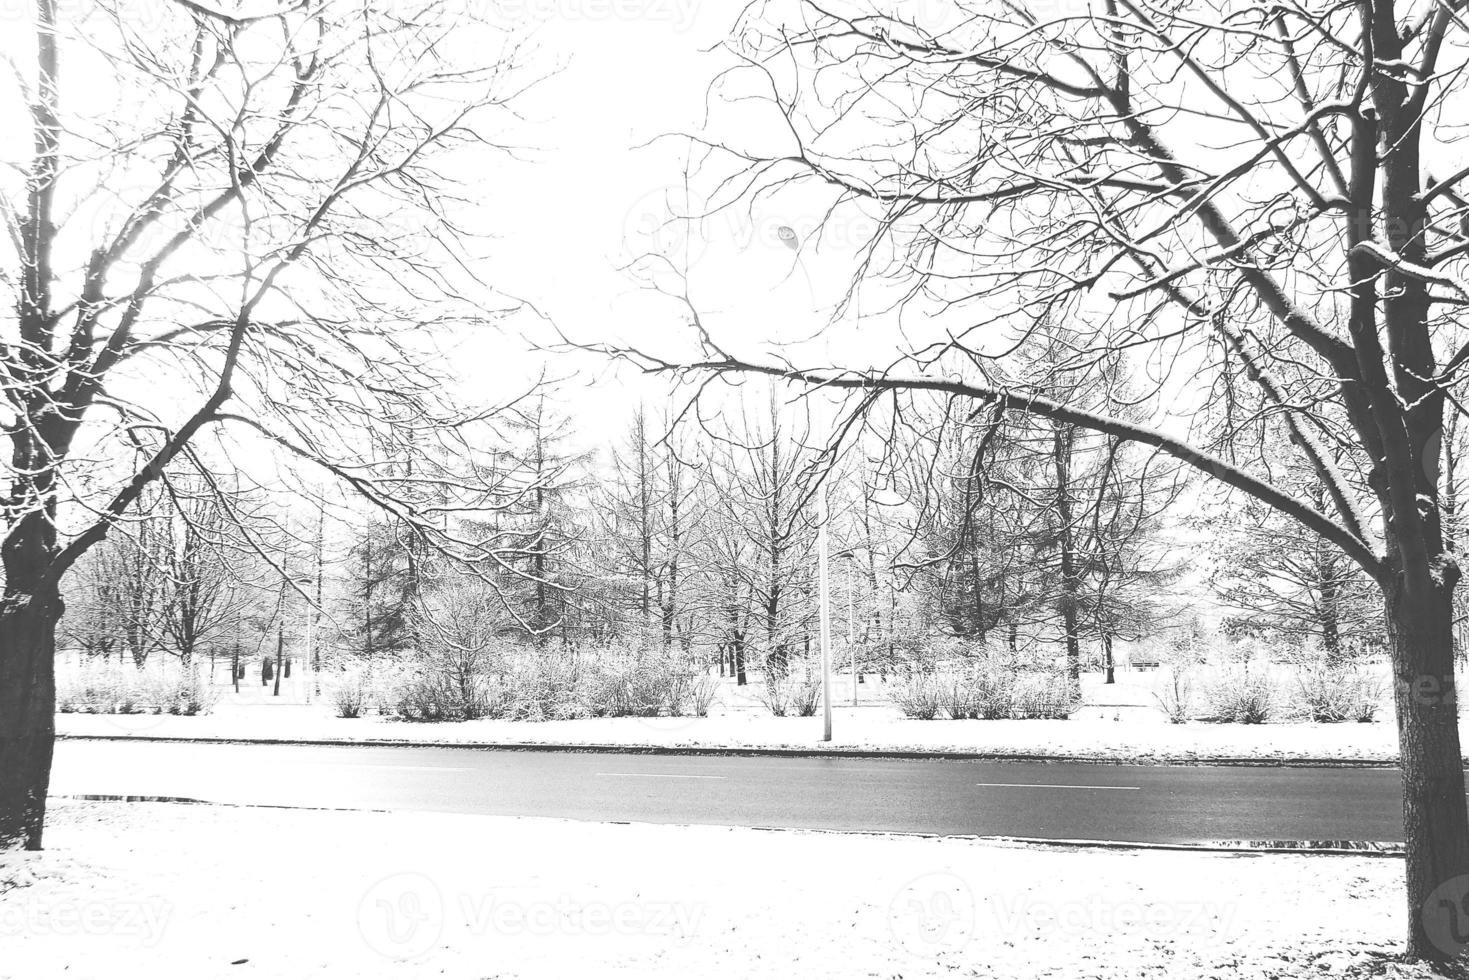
[
  {"x1": 0, "y1": 798, "x2": 1437, "y2": 980},
  {"x1": 54, "y1": 702, "x2": 1406, "y2": 763},
  {"x1": 53, "y1": 665, "x2": 1412, "y2": 763}
]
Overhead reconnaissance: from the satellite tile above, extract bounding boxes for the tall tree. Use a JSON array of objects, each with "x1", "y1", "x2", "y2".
[
  {"x1": 1, "y1": 0, "x2": 529, "y2": 849},
  {"x1": 157, "y1": 478, "x2": 255, "y2": 668},
  {"x1": 497, "y1": 395, "x2": 593, "y2": 641},
  {"x1": 603, "y1": 0, "x2": 1469, "y2": 959},
  {"x1": 710, "y1": 391, "x2": 818, "y2": 674},
  {"x1": 601, "y1": 408, "x2": 703, "y2": 649},
  {"x1": 1208, "y1": 486, "x2": 1384, "y2": 661}
]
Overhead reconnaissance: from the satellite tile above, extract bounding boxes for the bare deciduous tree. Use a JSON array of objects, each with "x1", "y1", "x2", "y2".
[
  {"x1": 597, "y1": 0, "x2": 1469, "y2": 960},
  {"x1": 1, "y1": 0, "x2": 533, "y2": 849}
]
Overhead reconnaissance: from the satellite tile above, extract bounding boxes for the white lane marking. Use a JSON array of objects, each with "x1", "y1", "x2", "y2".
[
  {"x1": 596, "y1": 772, "x2": 726, "y2": 780},
  {"x1": 975, "y1": 782, "x2": 1140, "y2": 791},
  {"x1": 304, "y1": 765, "x2": 473, "y2": 773}
]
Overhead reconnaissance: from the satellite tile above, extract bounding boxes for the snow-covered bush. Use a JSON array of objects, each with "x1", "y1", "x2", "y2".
[
  {"x1": 393, "y1": 670, "x2": 457, "y2": 722},
  {"x1": 944, "y1": 668, "x2": 1018, "y2": 720},
  {"x1": 327, "y1": 667, "x2": 371, "y2": 719},
  {"x1": 664, "y1": 668, "x2": 718, "y2": 717},
  {"x1": 499, "y1": 651, "x2": 589, "y2": 721},
  {"x1": 892, "y1": 662, "x2": 1075, "y2": 721},
  {"x1": 890, "y1": 672, "x2": 944, "y2": 720},
  {"x1": 56, "y1": 662, "x2": 216, "y2": 715},
  {"x1": 164, "y1": 670, "x2": 216, "y2": 716},
  {"x1": 1203, "y1": 668, "x2": 1277, "y2": 724},
  {"x1": 1154, "y1": 659, "x2": 1196, "y2": 724},
  {"x1": 759, "y1": 667, "x2": 822, "y2": 717},
  {"x1": 786, "y1": 674, "x2": 821, "y2": 717},
  {"x1": 1292, "y1": 667, "x2": 1383, "y2": 723},
  {"x1": 368, "y1": 642, "x2": 720, "y2": 723},
  {"x1": 1008, "y1": 673, "x2": 1078, "y2": 719}
]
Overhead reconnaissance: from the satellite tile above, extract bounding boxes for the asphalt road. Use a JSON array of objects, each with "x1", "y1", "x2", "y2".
[{"x1": 49, "y1": 738, "x2": 1411, "y2": 844}]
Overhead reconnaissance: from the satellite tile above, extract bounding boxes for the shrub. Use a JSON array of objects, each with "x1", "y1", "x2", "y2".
[
  {"x1": 55, "y1": 662, "x2": 216, "y2": 716},
  {"x1": 167, "y1": 671, "x2": 215, "y2": 716},
  {"x1": 358, "y1": 643, "x2": 728, "y2": 723},
  {"x1": 786, "y1": 674, "x2": 821, "y2": 717},
  {"x1": 502, "y1": 650, "x2": 591, "y2": 721},
  {"x1": 893, "y1": 664, "x2": 1075, "y2": 720},
  {"x1": 384, "y1": 655, "x2": 501, "y2": 723},
  {"x1": 937, "y1": 673, "x2": 976, "y2": 720},
  {"x1": 759, "y1": 671, "x2": 793, "y2": 717},
  {"x1": 1204, "y1": 669, "x2": 1277, "y2": 724},
  {"x1": 328, "y1": 668, "x2": 370, "y2": 719},
  {"x1": 1009, "y1": 673, "x2": 1078, "y2": 719},
  {"x1": 1154, "y1": 663, "x2": 1196, "y2": 724},
  {"x1": 757, "y1": 667, "x2": 819, "y2": 717},
  {"x1": 1293, "y1": 667, "x2": 1384, "y2": 723},
  {"x1": 665, "y1": 668, "x2": 718, "y2": 717},
  {"x1": 394, "y1": 671, "x2": 454, "y2": 722},
  {"x1": 963, "y1": 669, "x2": 1018, "y2": 720},
  {"x1": 890, "y1": 672, "x2": 944, "y2": 720}
]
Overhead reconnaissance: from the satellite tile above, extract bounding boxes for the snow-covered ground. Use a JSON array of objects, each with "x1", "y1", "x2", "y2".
[
  {"x1": 53, "y1": 662, "x2": 1421, "y2": 763},
  {"x1": 0, "y1": 798, "x2": 1437, "y2": 979},
  {"x1": 55, "y1": 700, "x2": 1404, "y2": 763}
]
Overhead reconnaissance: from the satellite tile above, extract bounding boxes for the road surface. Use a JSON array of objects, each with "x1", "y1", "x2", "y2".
[{"x1": 49, "y1": 738, "x2": 1410, "y2": 844}]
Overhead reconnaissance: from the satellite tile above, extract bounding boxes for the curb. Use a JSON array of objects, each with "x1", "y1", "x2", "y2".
[
  {"x1": 51, "y1": 794, "x2": 1405, "y2": 856},
  {"x1": 52, "y1": 732, "x2": 1401, "y2": 768}
]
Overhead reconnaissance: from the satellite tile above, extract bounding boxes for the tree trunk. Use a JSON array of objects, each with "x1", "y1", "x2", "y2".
[
  {"x1": 0, "y1": 590, "x2": 62, "y2": 850},
  {"x1": 1103, "y1": 633, "x2": 1115, "y2": 685},
  {"x1": 1391, "y1": 582, "x2": 1469, "y2": 961},
  {"x1": 1053, "y1": 424, "x2": 1082, "y2": 691},
  {"x1": 1320, "y1": 567, "x2": 1343, "y2": 665}
]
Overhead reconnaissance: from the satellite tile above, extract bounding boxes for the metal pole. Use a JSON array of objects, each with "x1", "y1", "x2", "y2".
[
  {"x1": 819, "y1": 487, "x2": 833, "y2": 742},
  {"x1": 847, "y1": 556, "x2": 857, "y2": 706}
]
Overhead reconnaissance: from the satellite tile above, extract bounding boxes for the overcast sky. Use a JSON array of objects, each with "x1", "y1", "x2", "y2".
[{"x1": 459, "y1": 0, "x2": 892, "y2": 442}]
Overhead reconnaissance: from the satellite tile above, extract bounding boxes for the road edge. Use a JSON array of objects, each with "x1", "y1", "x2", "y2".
[
  {"x1": 48, "y1": 794, "x2": 1407, "y2": 856},
  {"x1": 53, "y1": 732, "x2": 1401, "y2": 768}
]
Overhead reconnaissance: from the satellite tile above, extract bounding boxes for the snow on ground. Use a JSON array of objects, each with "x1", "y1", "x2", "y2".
[
  {"x1": 55, "y1": 701, "x2": 1404, "y2": 763},
  {"x1": 0, "y1": 799, "x2": 1439, "y2": 979},
  {"x1": 54, "y1": 665, "x2": 1417, "y2": 763}
]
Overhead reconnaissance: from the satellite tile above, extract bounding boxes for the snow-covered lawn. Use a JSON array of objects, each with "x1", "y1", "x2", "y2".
[
  {"x1": 55, "y1": 700, "x2": 1404, "y2": 763},
  {"x1": 53, "y1": 663, "x2": 1421, "y2": 763},
  {"x1": 0, "y1": 798, "x2": 1439, "y2": 979}
]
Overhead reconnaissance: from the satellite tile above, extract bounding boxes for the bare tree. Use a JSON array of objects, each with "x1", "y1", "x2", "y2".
[
  {"x1": 1, "y1": 0, "x2": 534, "y2": 849},
  {"x1": 707, "y1": 390, "x2": 819, "y2": 674},
  {"x1": 597, "y1": 0, "x2": 1469, "y2": 960},
  {"x1": 93, "y1": 509, "x2": 169, "y2": 669},
  {"x1": 1208, "y1": 481, "x2": 1384, "y2": 661},
  {"x1": 158, "y1": 477, "x2": 256, "y2": 668},
  {"x1": 601, "y1": 407, "x2": 704, "y2": 649}
]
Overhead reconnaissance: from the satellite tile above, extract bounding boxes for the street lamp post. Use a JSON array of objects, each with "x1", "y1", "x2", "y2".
[
  {"x1": 818, "y1": 487, "x2": 833, "y2": 742},
  {"x1": 777, "y1": 223, "x2": 834, "y2": 740},
  {"x1": 833, "y1": 549, "x2": 859, "y2": 707}
]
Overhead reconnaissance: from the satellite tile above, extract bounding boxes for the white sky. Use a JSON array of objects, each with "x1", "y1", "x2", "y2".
[{"x1": 456, "y1": 0, "x2": 896, "y2": 444}]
